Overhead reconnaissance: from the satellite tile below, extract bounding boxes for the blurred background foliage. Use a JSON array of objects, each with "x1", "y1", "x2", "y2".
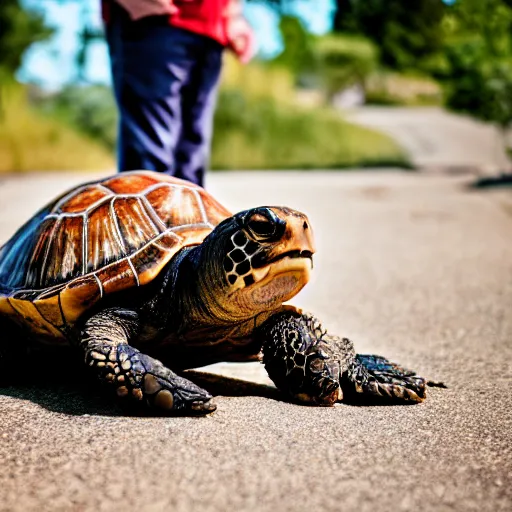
[
  {"x1": 1, "y1": 0, "x2": 512, "y2": 172},
  {"x1": 0, "y1": 0, "x2": 52, "y2": 79}
]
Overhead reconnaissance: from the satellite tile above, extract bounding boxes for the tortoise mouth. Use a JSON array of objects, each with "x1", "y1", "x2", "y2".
[
  {"x1": 253, "y1": 249, "x2": 314, "y2": 269},
  {"x1": 243, "y1": 253, "x2": 313, "y2": 294},
  {"x1": 226, "y1": 251, "x2": 313, "y2": 300}
]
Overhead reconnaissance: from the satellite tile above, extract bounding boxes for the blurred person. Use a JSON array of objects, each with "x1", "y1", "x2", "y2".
[{"x1": 102, "y1": 0, "x2": 256, "y2": 186}]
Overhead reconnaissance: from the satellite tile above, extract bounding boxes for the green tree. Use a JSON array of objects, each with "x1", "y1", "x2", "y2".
[
  {"x1": 314, "y1": 34, "x2": 378, "y2": 100},
  {"x1": 441, "y1": 0, "x2": 512, "y2": 171},
  {"x1": 333, "y1": 0, "x2": 447, "y2": 71},
  {"x1": 444, "y1": 0, "x2": 512, "y2": 57},
  {"x1": 272, "y1": 16, "x2": 317, "y2": 75},
  {"x1": 0, "y1": 0, "x2": 52, "y2": 79},
  {"x1": 441, "y1": 0, "x2": 512, "y2": 117}
]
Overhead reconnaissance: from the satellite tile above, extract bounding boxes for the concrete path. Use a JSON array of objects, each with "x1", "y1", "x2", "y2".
[
  {"x1": 0, "y1": 170, "x2": 511, "y2": 512},
  {"x1": 347, "y1": 106, "x2": 510, "y2": 174}
]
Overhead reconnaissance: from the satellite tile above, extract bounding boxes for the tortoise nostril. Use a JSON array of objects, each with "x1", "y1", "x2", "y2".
[{"x1": 303, "y1": 221, "x2": 308, "y2": 230}]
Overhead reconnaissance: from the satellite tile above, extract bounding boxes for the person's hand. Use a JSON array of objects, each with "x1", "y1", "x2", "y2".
[
  {"x1": 168, "y1": 1, "x2": 179, "y2": 15},
  {"x1": 226, "y1": 15, "x2": 257, "y2": 64}
]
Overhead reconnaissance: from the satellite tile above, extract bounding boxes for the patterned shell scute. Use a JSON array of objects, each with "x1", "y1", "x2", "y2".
[{"x1": 0, "y1": 172, "x2": 232, "y2": 296}]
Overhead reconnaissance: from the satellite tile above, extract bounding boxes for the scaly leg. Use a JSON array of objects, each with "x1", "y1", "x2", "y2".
[
  {"x1": 258, "y1": 310, "x2": 346, "y2": 405},
  {"x1": 343, "y1": 354, "x2": 428, "y2": 402},
  {"x1": 259, "y1": 310, "x2": 443, "y2": 405},
  {"x1": 81, "y1": 308, "x2": 216, "y2": 415}
]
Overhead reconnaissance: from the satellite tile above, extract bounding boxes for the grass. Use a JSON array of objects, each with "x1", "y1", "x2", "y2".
[
  {"x1": 213, "y1": 57, "x2": 410, "y2": 170},
  {"x1": 221, "y1": 55, "x2": 297, "y2": 103},
  {"x1": 365, "y1": 71, "x2": 443, "y2": 106},
  {"x1": 0, "y1": 82, "x2": 113, "y2": 173},
  {"x1": 212, "y1": 89, "x2": 410, "y2": 170}
]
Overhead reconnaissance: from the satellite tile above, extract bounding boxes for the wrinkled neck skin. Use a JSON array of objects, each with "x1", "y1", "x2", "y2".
[{"x1": 160, "y1": 243, "x2": 277, "y2": 338}]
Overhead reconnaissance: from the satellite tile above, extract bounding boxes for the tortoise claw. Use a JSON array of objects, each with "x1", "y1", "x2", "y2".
[{"x1": 343, "y1": 354, "x2": 436, "y2": 404}]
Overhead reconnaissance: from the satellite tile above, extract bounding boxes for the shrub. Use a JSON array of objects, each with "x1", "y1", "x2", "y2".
[
  {"x1": 212, "y1": 89, "x2": 409, "y2": 170},
  {"x1": 0, "y1": 82, "x2": 113, "y2": 172},
  {"x1": 37, "y1": 84, "x2": 117, "y2": 151},
  {"x1": 313, "y1": 34, "x2": 379, "y2": 100},
  {"x1": 442, "y1": 38, "x2": 512, "y2": 128}
]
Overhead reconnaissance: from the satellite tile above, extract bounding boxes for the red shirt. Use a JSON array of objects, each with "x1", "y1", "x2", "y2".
[
  {"x1": 172, "y1": 0, "x2": 231, "y2": 46},
  {"x1": 103, "y1": 0, "x2": 232, "y2": 46}
]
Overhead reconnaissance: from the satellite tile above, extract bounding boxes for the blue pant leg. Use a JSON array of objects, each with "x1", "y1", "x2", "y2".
[
  {"x1": 106, "y1": 7, "x2": 197, "y2": 176},
  {"x1": 174, "y1": 39, "x2": 224, "y2": 186}
]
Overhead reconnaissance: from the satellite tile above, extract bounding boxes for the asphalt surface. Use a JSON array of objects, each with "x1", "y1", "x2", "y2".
[
  {"x1": 0, "y1": 170, "x2": 511, "y2": 512},
  {"x1": 347, "y1": 106, "x2": 510, "y2": 174}
]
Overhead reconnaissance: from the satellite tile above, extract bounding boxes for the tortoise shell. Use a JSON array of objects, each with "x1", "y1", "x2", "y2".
[{"x1": 0, "y1": 171, "x2": 231, "y2": 340}]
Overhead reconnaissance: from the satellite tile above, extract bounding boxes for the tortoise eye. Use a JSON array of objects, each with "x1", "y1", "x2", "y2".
[
  {"x1": 244, "y1": 208, "x2": 285, "y2": 241},
  {"x1": 247, "y1": 214, "x2": 275, "y2": 237}
]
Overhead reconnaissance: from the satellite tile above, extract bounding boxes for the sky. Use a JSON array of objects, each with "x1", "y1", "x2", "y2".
[{"x1": 19, "y1": 0, "x2": 336, "y2": 89}]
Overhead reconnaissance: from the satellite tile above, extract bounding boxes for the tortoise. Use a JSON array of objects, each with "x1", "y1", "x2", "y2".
[{"x1": 0, "y1": 171, "x2": 442, "y2": 415}]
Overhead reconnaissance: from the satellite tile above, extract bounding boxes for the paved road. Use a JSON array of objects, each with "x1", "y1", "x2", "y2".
[
  {"x1": 0, "y1": 170, "x2": 511, "y2": 512},
  {"x1": 347, "y1": 107, "x2": 510, "y2": 174}
]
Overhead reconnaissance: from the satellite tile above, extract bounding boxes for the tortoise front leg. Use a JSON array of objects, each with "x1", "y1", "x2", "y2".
[
  {"x1": 81, "y1": 308, "x2": 216, "y2": 415},
  {"x1": 257, "y1": 311, "x2": 346, "y2": 405},
  {"x1": 258, "y1": 310, "x2": 439, "y2": 405}
]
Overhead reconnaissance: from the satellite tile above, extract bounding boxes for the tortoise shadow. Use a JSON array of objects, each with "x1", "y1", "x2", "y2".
[
  {"x1": 468, "y1": 172, "x2": 512, "y2": 189},
  {"x1": 0, "y1": 378, "x2": 425, "y2": 416},
  {"x1": 0, "y1": 377, "x2": 419, "y2": 416},
  {"x1": 0, "y1": 350, "x2": 432, "y2": 415},
  {"x1": 0, "y1": 382, "x2": 122, "y2": 416},
  {"x1": 0, "y1": 358, "x2": 123, "y2": 416},
  {"x1": 0, "y1": 360, "x2": 284, "y2": 417},
  {"x1": 184, "y1": 370, "x2": 282, "y2": 401}
]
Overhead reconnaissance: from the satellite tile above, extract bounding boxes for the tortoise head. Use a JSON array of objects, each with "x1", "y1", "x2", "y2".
[{"x1": 198, "y1": 207, "x2": 315, "y2": 321}]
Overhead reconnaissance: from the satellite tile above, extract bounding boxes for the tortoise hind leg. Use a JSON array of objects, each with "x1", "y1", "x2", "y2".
[
  {"x1": 343, "y1": 354, "x2": 437, "y2": 403},
  {"x1": 81, "y1": 308, "x2": 216, "y2": 415}
]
